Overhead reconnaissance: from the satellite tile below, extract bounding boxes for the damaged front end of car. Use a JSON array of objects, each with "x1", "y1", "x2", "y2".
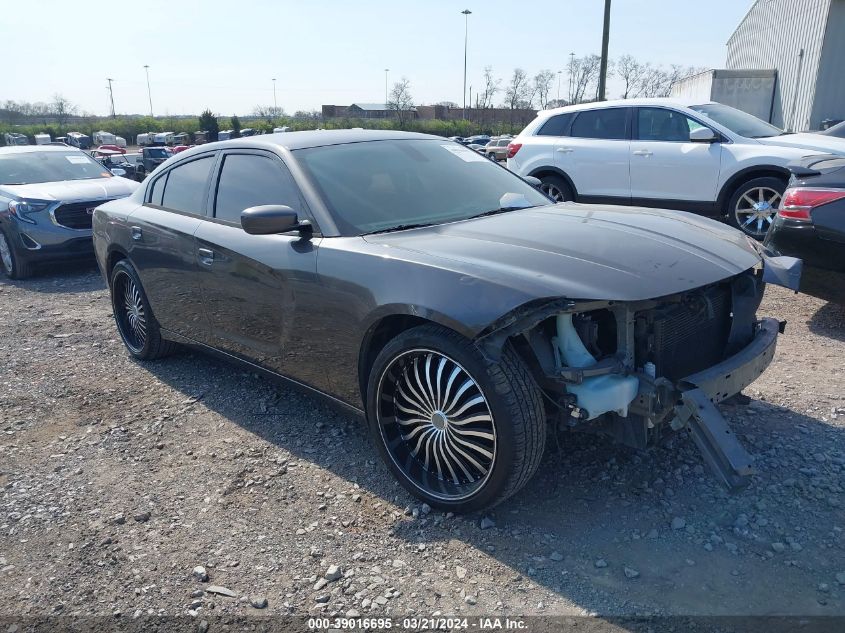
[{"x1": 475, "y1": 254, "x2": 801, "y2": 491}]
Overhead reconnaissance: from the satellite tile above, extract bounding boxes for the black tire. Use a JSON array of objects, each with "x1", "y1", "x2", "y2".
[
  {"x1": 539, "y1": 174, "x2": 574, "y2": 202},
  {"x1": 110, "y1": 259, "x2": 178, "y2": 360},
  {"x1": 487, "y1": 153, "x2": 497, "y2": 161},
  {"x1": 0, "y1": 228, "x2": 34, "y2": 279},
  {"x1": 366, "y1": 324, "x2": 546, "y2": 513},
  {"x1": 726, "y1": 176, "x2": 786, "y2": 239}
]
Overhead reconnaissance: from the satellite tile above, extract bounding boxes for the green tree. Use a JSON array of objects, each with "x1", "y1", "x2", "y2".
[
  {"x1": 198, "y1": 109, "x2": 219, "y2": 142},
  {"x1": 231, "y1": 114, "x2": 241, "y2": 138}
]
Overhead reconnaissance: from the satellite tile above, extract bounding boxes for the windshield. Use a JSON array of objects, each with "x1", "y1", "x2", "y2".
[
  {"x1": 146, "y1": 148, "x2": 169, "y2": 158},
  {"x1": 295, "y1": 139, "x2": 550, "y2": 235},
  {"x1": 0, "y1": 150, "x2": 112, "y2": 185},
  {"x1": 690, "y1": 103, "x2": 783, "y2": 138}
]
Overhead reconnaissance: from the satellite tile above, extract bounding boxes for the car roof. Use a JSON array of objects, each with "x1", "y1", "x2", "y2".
[
  {"x1": 0, "y1": 145, "x2": 87, "y2": 155},
  {"x1": 177, "y1": 129, "x2": 439, "y2": 157},
  {"x1": 537, "y1": 97, "x2": 708, "y2": 117}
]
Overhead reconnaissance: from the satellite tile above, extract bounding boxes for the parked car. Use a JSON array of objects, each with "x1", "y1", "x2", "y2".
[
  {"x1": 465, "y1": 134, "x2": 491, "y2": 146},
  {"x1": 240, "y1": 128, "x2": 258, "y2": 137},
  {"x1": 273, "y1": 127, "x2": 291, "y2": 134},
  {"x1": 0, "y1": 146, "x2": 138, "y2": 278},
  {"x1": 93, "y1": 131, "x2": 126, "y2": 147},
  {"x1": 66, "y1": 132, "x2": 92, "y2": 150},
  {"x1": 764, "y1": 154, "x2": 845, "y2": 304},
  {"x1": 820, "y1": 120, "x2": 845, "y2": 139},
  {"x1": 95, "y1": 144, "x2": 126, "y2": 155},
  {"x1": 135, "y1": 146, "x2": 171, "y2": 179},
  {"x1": 121, "y1": 153, "x2": 144, "y2": 181},
  {"x1": 508, "y1": 98, "x2": 845, "y2": 239},
  {"x1": 194, "y1": 131, "x2": 209, "y2": 144},
  {"x1": 485, "y1": 138, "x2": 511, "y2": 161},
  {"x1": 218, "y1": 130, "x2": 233, "y2": 141},
  {"x1": 93, "y1": 149, "x2": 139, "y2": 180},
  {"x1": 170, "y1": 145, "x2": 190, "y2": 154},
  {"x1": 92, "y1": 129, "x2": 797, "y2": 512},
  {"x1": 4, "y1": 133, "x2": 28, "y2": 146},
  {"x1": 466, "y1": 143, "x2": 487, "y2": 153}
]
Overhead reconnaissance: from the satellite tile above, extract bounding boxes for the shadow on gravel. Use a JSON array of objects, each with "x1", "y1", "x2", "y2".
[
  {"x1": 807, "y1": 300, "x2": 845, "y2": 342},
  {"x1": 143, "y1": 352, "x2": 845, "y2": 617},
  {"x1": 0, "y1": 261, "x2": 103, "y2": 294}
]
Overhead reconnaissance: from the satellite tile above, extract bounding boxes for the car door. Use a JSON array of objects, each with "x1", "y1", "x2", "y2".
[
  {"x1": 126, "y1": 153, "x2": 216, "y2": 339},
  {"x1": 554, "y1": 107, "x2": 632, "y2": 200},
  {"x1": 194, "y1": 149, "x2": 321, "y2": 375},
  {"x1": 630, "y1": 106, "x2": 723, "y2": 204}
]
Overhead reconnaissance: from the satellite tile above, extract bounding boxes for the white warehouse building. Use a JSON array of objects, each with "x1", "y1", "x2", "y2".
[{"x1": 725, "y1": 0, "x2": 845, "y2": 131}]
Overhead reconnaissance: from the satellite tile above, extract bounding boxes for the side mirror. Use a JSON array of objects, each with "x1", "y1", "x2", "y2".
[
  {"x1": 690, "y1": 127, "x2": 718, "y2": 143},
  {"x1": 241, "y1": 204, "x2": 312, "y2": 236},
  {"x1": 110, "y1": 168, "x2": 126, "y2": 177},
  {"x1": 523, "y1": 176, "x2": 542, "y2": 188}
]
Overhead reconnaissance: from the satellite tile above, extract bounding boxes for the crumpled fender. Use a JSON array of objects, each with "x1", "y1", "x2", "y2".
[{"x1": 762, "y1": 253, "x2": 802, "y2": 292}]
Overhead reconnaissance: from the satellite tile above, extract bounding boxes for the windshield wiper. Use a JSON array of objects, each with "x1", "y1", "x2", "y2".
[
  {"x1": 466, "y1": 205, "x2": 536, "y2": 220},
  {"x1": 364, "y1": 222, "x2": 439, "y2": 235}
]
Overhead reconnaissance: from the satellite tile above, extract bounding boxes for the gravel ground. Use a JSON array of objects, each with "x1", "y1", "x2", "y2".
[{"x1": 1, "y1": 264, "x2": 843, "y2": 620}]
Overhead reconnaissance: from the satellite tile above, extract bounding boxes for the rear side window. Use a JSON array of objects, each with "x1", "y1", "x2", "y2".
[
  {"x1": 537, "y1": 113, "x2": 573, "y2": 137},
  {"x1": 160, "y1": 156, "x2": 214, "y2": 214},
  {"x1": 149, "y1": 173, "x2": 166, "y2": 206},
  {"x1": 214, "y1": 154, "x2": 301, "y2": 224},
  {"x1": 570, "y1": 108, "x2": 628, "y2": 140}
]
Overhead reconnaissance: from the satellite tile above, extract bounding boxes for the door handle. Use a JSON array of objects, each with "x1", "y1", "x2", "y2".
[
  {"x1": 633, "y1": 150, "x2": 653, "y2": 157},
  {"x1": 198, "y1": 248, "x2": 214, "y2": 265},
  {"x1": 556, "y1": 147, "x2": 574, "y2": 153},
  {"x1": 130, "y1": 226, "x2": 142, "y2": 241}
]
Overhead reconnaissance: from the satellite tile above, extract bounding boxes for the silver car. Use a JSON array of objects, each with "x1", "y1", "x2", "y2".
[{"x1": 0, "y1": 146, "x2": 139, "y2": 278}]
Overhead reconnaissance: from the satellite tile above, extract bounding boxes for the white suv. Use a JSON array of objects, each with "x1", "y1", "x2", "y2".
[{"x1": 507, "y1": 98, "x2": 845, "y2": 238}]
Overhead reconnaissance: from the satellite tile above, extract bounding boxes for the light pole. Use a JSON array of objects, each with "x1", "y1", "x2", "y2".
[
  {"x1": 568, "y1": 52, "x2": 575, "y2": 103},
  {"x1": 556, "y1": 70, "x2": 562, "y2": 104},
  {"x1": 272, "y1": 78, "x2": 277, "y2": 112},
  {"x1": 384, "y1": 68, "x2": 389, "y2": 106},
  {"x1": 106, "y1": 78, "x2": 115, "y2": 117},
  {"x1": 143, "y1": 65, "x2": 153, "y2": 117},
  {"x1": 461, "y1": 9, "x2": 471, "y2": 119}
]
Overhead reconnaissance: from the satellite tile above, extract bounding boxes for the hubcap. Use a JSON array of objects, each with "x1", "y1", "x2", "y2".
[
  {"x1": 735, "y1": 186, "x2": 781, "y2": 238},
  {"x1": 114, "y1": 272, "x2": 147, "y2": 351},
  {"x1": 377, "y1": 349, "x2": 496, "y2": 501},
  {"x1": 0, "y1": 233, "x2": 12, "y2": 273}
]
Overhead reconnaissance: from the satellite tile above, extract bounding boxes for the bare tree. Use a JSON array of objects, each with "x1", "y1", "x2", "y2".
[
  {"x1": 51, "y1": 94, "x2": 76, "y2": 130},
  {"x1": 253, "y1": 105, "x2": 286, "y2": 123},
  {"x1": 479, "y1": 66, "x2": 501, "y2": 109},
  {"x1": 532, "y1": 70, "x2": 556, "y2": 110},
  {"x1": 387, "y1": 78, "x2": 415, "y2": 127},
  {"x1": 616, "y1": 55, "x2": 647, "y2": 99},
  {"x1": 504, "y1": 68, "x2": 531, "y2": 109},
  {"x1": 567, "y1": 55, "x2": 601, "y2": 104}
]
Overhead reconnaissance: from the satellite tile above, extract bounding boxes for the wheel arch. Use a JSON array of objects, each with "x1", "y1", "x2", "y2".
[
  {"x1": 105, "y1": 246, "x2": 129, "y2": 284},
  {"x1": 527, "y1": 166, "x2": 578, "y2": 198},
  {"x1": 717, "y1": 165, "x2": 790, "y2": 213}
]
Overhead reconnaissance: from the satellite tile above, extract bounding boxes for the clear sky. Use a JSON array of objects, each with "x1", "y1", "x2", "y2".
[{"x1": 1, "y1": 0, "x2": 753, "y2": 117}]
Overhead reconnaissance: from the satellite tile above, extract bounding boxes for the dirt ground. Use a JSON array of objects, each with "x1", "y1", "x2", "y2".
[{"x1": 1, "y1": 264, "x2": 843, "y2": 622}]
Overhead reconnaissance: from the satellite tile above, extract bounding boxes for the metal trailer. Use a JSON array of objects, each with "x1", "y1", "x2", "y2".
[{"x1": 671, "y1": 69, "x2": 778, "y2": 123}]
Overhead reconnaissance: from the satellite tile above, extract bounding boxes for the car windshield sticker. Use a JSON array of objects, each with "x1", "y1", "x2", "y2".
[
  {"x1": 66, "y1": 155, "x2": 90, "y2": 164},
  {"x1": 441, "y1": 144, "x2": 488, "y2": 162}
]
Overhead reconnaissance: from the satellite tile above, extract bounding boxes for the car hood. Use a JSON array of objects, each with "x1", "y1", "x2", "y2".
[
  {"x1": 756, "y1": 132, "x2": 845, "y2": 155},
  {"x1": 1, "y1": 177, "x2": 138, "y2": 202},
  {"x1": 364, "y1": 204, "x2": 762, "y2": 301}
]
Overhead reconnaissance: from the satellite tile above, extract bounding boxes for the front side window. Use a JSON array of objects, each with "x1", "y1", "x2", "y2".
[
  {"x1": 295, "y1": 139, "x2": 550, "y2": 235},
  {"x1": 570, "y1": 108, "x2": 628, "y2": 140},
  {"x1": 160, "y1": 156, "x2": 214, "y2": 214},
  {"x1": 214, "y1": 154, "x2": 301, "y2": 224},
  {"x1": 637, "y1": 108, "x2": 705, "y2": 142}
]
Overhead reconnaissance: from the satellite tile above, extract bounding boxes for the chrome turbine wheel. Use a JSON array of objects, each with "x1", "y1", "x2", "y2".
[
  {"x1": 735, "y1": 186, "x2": 781, "y2": 238},
  {"x1": 377, "y1": 349, "x2": 497, "y2": 501},
  {"x1": 114, "y1": 271, "x2": 147, "y2": 352}
]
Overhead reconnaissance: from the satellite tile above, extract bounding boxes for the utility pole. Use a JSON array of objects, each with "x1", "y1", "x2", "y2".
[
  {"x1": 597, "y1": 0, "x2": 612, "y2": 101},
  {"x1": 556, "y1": 70, "x2": 562, "y2": 103},
  {"x1": 272, "y1": 78, "x2": 277, "y2": 112},
  {"x1": 106, "y1": 78, "x2": 115, "y2": 117},
  {"x1": 384, "y1": 68, "x2": 389, "y2": 106},
  {"x1": 461, "y1": 9, "x2": 471, "y2": 119},
  {"x1": 143, "y1": 65, "x2": 153, "y2": 117},
  {"x1": 568, "y1": 52, "x2": 576, "y2": 103}
]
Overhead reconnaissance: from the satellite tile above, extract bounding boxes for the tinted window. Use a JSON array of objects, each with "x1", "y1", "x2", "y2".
[
  {"x1": 637, "y1": 108, "x2": 704, "y2": 142},
  {"x1": 160, "y1": 156, "x2": 213, "y2": 214},
  {"x1": 149, "y1": 173, "x2": 166, "y2": 205},
  {"x1": 570, "y1": 108, "x2": 628, "y2": 140},
  {"x1": 214, "y1": 154, "x2": 301, "y2": 224},
  {"x1": 295, "y1": 139, "x2": 550, "y2": 235},
  {"x1": 537, "y1": 113, "x2": 573, "y2": 137}
]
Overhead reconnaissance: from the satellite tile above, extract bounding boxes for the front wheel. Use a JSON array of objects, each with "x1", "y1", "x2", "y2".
[
  {"x1": 727, "y1": 176, "x2": 786, "y2": 239},
  {"x1": 0, "y1": 228, "x2": 33, "y2": 279},
  {"x1": 366, "y1": 324, "x2": 546, "y2": 513}
]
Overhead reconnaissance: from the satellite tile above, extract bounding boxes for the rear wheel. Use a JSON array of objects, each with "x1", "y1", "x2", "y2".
[
  {"x1": 538, "y1": 174, "x2": 574, "y2": 202},
  {"x1": 366, "y1": 324, "x2": 546, "y2": 513},
  {"x1": 110, "y1": 260, "x2": 177, "y2": 360},
  {"x1": 0, "y1": 228, "x2": 33, "y2": 279},
  {"x1": 727, "y1": 176, "x2": 786, "y2": 239}
]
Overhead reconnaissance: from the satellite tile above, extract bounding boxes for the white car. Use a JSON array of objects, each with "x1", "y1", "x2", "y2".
[{"x1": 507, "y1": 98, "x2": 845, "y2": 238}]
